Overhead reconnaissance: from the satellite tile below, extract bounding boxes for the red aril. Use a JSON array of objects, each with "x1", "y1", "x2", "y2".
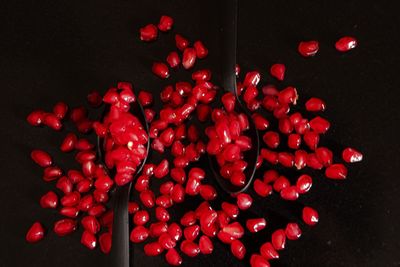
[{"x1": 26, "y1": 222, "x2": 45, "y2": 243}]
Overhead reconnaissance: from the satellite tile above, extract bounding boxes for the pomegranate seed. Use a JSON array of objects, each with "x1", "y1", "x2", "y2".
[
  {"x1": 342, "y1": 147, "x2": 363, "y2": 163},
  {"x1": 260, "y1": 242, "x2": 279, "y2": 260},
  {"x1": 182, "y1": 47, "x2": 197, "y2": 69},
  {"x1": 185, "y1": 177, "x2": 200, "y2": 195},
  {"x1": 140, "y1": 24, "x2": 158, "y2": 42},
  {"x1": 261, "y1": 149, "x2": 278, "y2": 164},
  {"x1": 166, "y1": 51, "x2": 181, "y2": 68},
  {"x1": 273, "y1": 176, "x2": 290, "y2": 192},
  {"x1": 252, "y1": 113, "x2": 269, "y2": 130},
  {"x1": 155, "y1": 207, "x2": 170, "y2": 222},
  {"x1": 53, "y1": 219, "x2": 77, "y2": 236},
  {"x1": 175, "y1": 34, "x2": 189, "y2": 51},
  {"x1": 285, "y1": 222, "x2": 302, "y2": 240},
  {"x1": 236, "y1": 193, "x2": 252, "y2": 210},
  {"x1": 280, "y1": 186, "x2": 299, "y2": 200},
  {"x1": 144, "y1": 242, "x2": 164, "y2": 256},
  {"x1": 52, "y1": 102, "x2": 68, "y2": 120},
  {"x1": 31, "y1": 150, "x2": 52, "y2": 167},
  {"x1": 270, "y1": 64, "x2": 285, "y2": 81},
  {"x1": 193, "y1": 40, "x2": 208, "y2": 59},
  {"x1": 81, "y1": 216, "x2": 100, "y2": 234},
  {"x1": 184, "y1": 225, "x2": 200, "y2": 241},
  {"x1": 81, "y1": 231, "x2": 97, "y2": 250},
  {"x1": 231, "y1": 239, "x2": 246, "y2": 260},
  {"x1": 243, "y1": 71, "x2": 260, "y2": 87},
  {"x1": 325, "y1": 164, "x2": 348, "y2": 179},
  {"x1": 298, "y1": 40, "x2": 319, "y2": 57},
  {"x1": 199, "y1": 235, "x2": 214, "y2": 254},
  {"x1": 133, "y1": 210, "x2": 150, "y2": 226},
  {"x1": 168, "y1": 223, "x2": 182, "y2": 242},
  {"x1": 294, "y1": 150, "x2": 308, "y2": 170},
  {"x1": 140, "y1": 190, "x2": 155, "y2": 208},
  {"x1": 296, "y1": 174, "x2": 312, "y2": 194},
  {"x1": 154, "y1": 159, "x2": 169, "y2": 178},
  {"x1": 138, "y1": 91, "x2": 153, "y2": 107},
  {"x1": 99, "y1": 232, "x2": 112, "y2": 254},
  {"x1": 288, "y1": 133, "x2": 301, "y2": 149},
  {"x1": 221, "y1": 202, "x2": 239, "y2": 219},
  {"x1": 60, "y1": 206, "x2": 79, "y2": 218},
  {"x1": 309, "y1": 116, "x2": 330, "y2": 134},
  {"x1": 263, "y1": 131, "x2": 280, "y2": 149},
  {"x1": 43, "y1": 166, "x2": 63, "y2": 182},
  {"x1": 199, "y1": 185, "x2": 217, "y2": 200},
  {"x1": 43, "y1": 113, "x2": 62, "y2": 130},
  {"x1": 69, "y1": 106, "x2": 87, "y2": 122},
  {"x1": 305, "y1": 97, "x2": 326, "y2": 112},
  {"x1": 159, "y1": 233, "x2": 176, "y2": 249},
  {"x1": 61, "y1": 191, "x2": 80, "y2": 207},
  {"x1": 40, "y1": 191, "x2": 58, "y2": 209},
  {"x1": 94, "y1": 176, "x2": 114, "y2": 192},
  {"x1": 171, "y1": 184, "x2": 185, "y2": 203},
  {"x1": 180, "y1": 240, "x2": 200, "y2": 257},
  {"x1": 271, "y1": 229, "x2": 286, "y2": 250},
  {"x1": 315, "y1": 147, "x2": 333, "y2": 167},
  {"x1": 335, "y1": 36, "x2": 357, "y2": 52},
  {"x1": 130, "y1": 225, "x2": 149, "y2": 243},
  {"x1": 165, "y1": 248, "x2": 182, "y2": 266},
  {"x1": 180, "y1": 211, "x2": 197, "y2": 226},
  {"x1": 253, "y1": 179, "x2": 272, "y2": 197},
  {"x1": 303, "y1": 131, "x2": 319, "y2": 150},
  {"x1": 307, "y1": 153, "x2": 323, "y2": 170},
  {"x1": 302, "y1": 206, "x2": 319, "y2": 226},
  {"x1": 88, "y1": 204, "x2": 106, "y2": 217},
  {"x1": 246, "y1": 218, "x2": 267, "y2": 233},
  {"x1": 27, "y1": 110, "x2": 45, "y2": 126},
  {"x1": 152, "y1": 62, "x2": 170, "y2": 79},
  {"x1": 26, "y1": 222, "x2": 45, "y2": 243},
  {"x1": 158, "y1": 15, "x2": 173, "y2": 32},
  {"x1": 278, "y1": 152, "x2": 294, "y2": 168},
  {"x1": 75, "y1": 138, "x2": 94, "y2": 151},
  {"x1": 250, "y1": 254, "x2": 271, "y2": 267}
]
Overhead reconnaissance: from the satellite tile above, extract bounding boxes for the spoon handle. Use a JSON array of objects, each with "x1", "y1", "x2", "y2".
[
  {"x1": 111, "y1": 183, "x2": 131, "y2": 267},
  {"x1": 221, "y1": 0, "x2": 238, "y2": 94}
]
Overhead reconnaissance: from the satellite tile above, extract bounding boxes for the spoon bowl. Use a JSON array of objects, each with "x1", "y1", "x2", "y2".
[{"x1": 97, "y1": 98, "x2": 150, "y2": 267}]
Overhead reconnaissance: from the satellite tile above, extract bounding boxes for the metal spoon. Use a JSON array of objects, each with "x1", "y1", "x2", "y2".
[
  {"x1": 209, "y1": 0, "x2": 260, "y2": 194},
  {"x1": 97, "y1": 99, "x2": 150, "y2": 267}
]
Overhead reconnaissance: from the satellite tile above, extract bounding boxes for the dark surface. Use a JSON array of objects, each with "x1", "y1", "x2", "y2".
[{"x1": 1, "y1": 0, "x2": 400, "y2": 266}]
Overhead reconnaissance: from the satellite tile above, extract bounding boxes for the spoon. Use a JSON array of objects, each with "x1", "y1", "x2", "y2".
[
  {"x1": 209, "y1": 0, "x2": 260, "y2": 194},
  {"x1": 97, "y1": 99, "x2": 150, "y2": 267}
]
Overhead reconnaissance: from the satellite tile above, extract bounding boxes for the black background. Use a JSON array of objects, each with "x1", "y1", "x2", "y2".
[{"x1": 1, "y1": 0, "x2": 400, "y2": 266}]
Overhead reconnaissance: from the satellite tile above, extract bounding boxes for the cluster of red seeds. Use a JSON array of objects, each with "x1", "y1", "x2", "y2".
[{"x1": 25, "y1": 14, "x2": 363, "y2": 267}]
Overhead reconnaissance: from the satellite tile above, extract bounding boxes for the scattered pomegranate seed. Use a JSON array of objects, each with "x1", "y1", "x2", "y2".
[
  {"x1": 285, "y1": 222, "x2": 302, "y2": 240},
  {"x1": 270, "y1": 64, "x2": 285, "y2": 81},
  {"x1": 53, "y1": 219, "x2": 77, "y2": 236},
  {"x1": 250, "y1": 254, "x2": 271, "y2": 267},
  {"x1": 260, "y1": 242, "x2": 279, "y2": 260},
  {"x1": 271, "y1": 229, "x2": 286, "y2": 250},
  {"x1": 306, "y1": 97, "x2": 326, "y2": 112},
  {"x1": 231, "y1": 240, "x2": 246, "y2": 260},
  {"x1": 165, "y1": 248, "x2": 182, "y2": 266},
  {"x1": 26, "y1": 222, "x2": 45, "y2": 243},
  {"x1": 182, "y1": 47, "x2": 197, "y2": 69},
  {"x1": 175, "y1": 34, "x2": 189, "y2": 51},
  {"x1": 27, "y1": 110, "x2": 45, "y2": 126},
  {"x1": 152, "y1": 62, "x2": 170, "y2": 79},
  {"x1": 158, "y1": 15, "x2": 174, "y2": 32},
  {"x1": 335, "y1": 36, "x2": 357, "y2": 52},
  {"x1": 298, "y1": 40, "x2": 319, "y2": 57},
  {"x1": 193, "y1": 41, "x2": 208, "y2": 59},
  {"x1": 99, "y1": 232, "x2": 112, "y2": 254},
  {"x1": 302, "y1": 206, "x2": 319, "y2": 226},
  {"x1": 140, "y1": 24, "x2": 158, "y2": 41},
  {"x1": 166, "y1": 51, "x2": 181, "y2": 68},
  {"x1": 246, "y1": 218, "x2": 267, "y2": 233},
  {"x1": 325, "y1": 163, "x2": 348, "y2": 179},
  {"x1": 342, "y1": 147, "x2": 363, "y2": 163}
]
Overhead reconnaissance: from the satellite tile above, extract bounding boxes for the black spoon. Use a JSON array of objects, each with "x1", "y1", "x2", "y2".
[
  {"x1": 97, "y1": 99, "x2": 150, "y2": 267},
  {"x1": 209, "y1": 0, "x2": 260, "y2": 195}
]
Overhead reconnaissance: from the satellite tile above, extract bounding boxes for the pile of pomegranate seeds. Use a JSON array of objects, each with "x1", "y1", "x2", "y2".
[{"x1": 25, "y1": 14, "x2": 362, "y2": 267}]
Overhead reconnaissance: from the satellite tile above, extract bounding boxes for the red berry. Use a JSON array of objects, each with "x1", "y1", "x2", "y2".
[
  {"x1": 144, "y1": 242, "x2": 164, "y2": 256},
  {"x1": 296, "y1": 174, "x2": 312, "y2": 194},
  {"x1": 175, "y1": 34, "x2": 189, "y2": 51},
  {"x1": 260, "y1": 242, "x2": 279, "y2": 260},
  {"x1": 31, "y1": 150, "x2": 52, "y2": 167},
  {"x1": 236, "y1": 193, "x2": 253, "y2": 210},
  {"x1": 53, "y1": 219, "x2": 77, "y2": 236},
  {"x1": 231, "y1": 240, "x2": 246, "y2": 260},
  {"x1": 199, "y1": 235, "x2": 214, "y2": 254},
  {"x1": 40, "y1": 191, "x2": 58, "y2": 209},
  {"x1": 193, "y1": 41, "x2": 208, "y2": 59},
  {"x1": 99, "y1": 232, "x2": 112, "y2": 254},
  {"x1": 130, "y1": 225, "x2": 149, "y2": 243},
  {"x1": 305, "y1": 97, "x2": 326, "y2": 112},
  {"x1": 285, "y1": 222, "x2": 302, "y2": 240},
  {"x1": 81, "y1": 231, "x2": 97, "y2": 250},
  {"x1": 182, "y1": 47, "x2": 197, "y2": 69},
  {"x1": 180, "y1": 240, "x2": 200, "y2": 257},
  {"x1": 165, "y1": 248, "x2": 182, "y2": 266}
]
